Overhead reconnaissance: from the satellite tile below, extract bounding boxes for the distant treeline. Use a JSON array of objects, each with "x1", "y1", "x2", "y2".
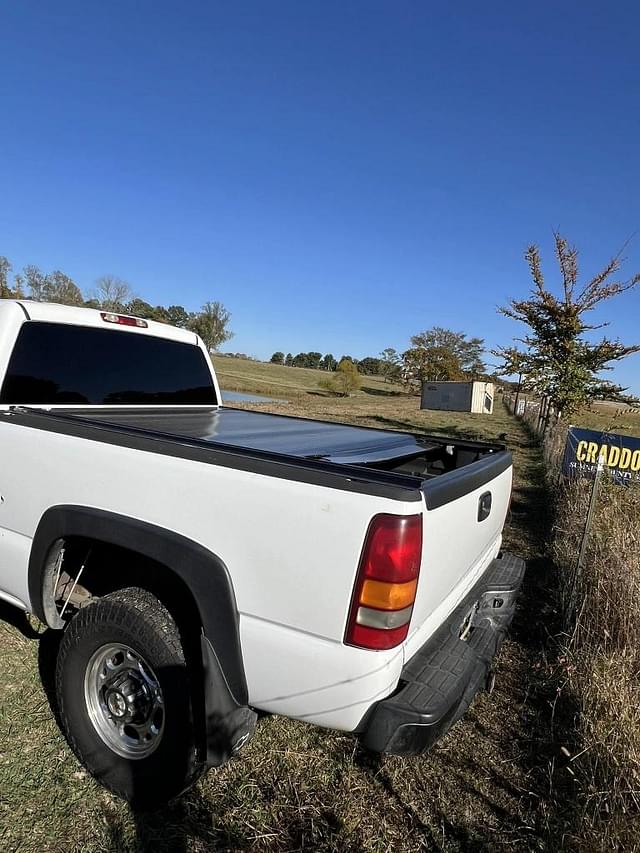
[
  {"x1": 0, "y1": 256, "x2": 233, "y2": 352},
  {"x1": 270, "y1": 351, "x2": 399, "y2": 378}
]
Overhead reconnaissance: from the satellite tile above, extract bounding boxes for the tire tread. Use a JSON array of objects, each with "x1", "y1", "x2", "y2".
[{"x1": 55, "y1": 586, "x2": 205, "y2": 806}]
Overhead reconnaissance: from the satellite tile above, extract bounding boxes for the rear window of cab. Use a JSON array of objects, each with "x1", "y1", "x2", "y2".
[{"x1": 0, "y1": 322, "x2": 218, "y2": 405}]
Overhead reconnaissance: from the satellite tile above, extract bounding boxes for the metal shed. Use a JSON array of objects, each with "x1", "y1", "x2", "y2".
[{"x1": 420, "y1": 381, "x2": 494, "y2": 414}]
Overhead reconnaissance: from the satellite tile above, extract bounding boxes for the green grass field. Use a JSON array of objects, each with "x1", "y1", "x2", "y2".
[
  {"x1": 0, "y1": 363, "x2": 610, "y2": 852},
  {"x1": 212, "y1": 355, "x2": 404, "y2": 400}
]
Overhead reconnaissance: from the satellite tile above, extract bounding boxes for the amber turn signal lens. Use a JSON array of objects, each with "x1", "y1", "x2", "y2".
[{"x1": 359, "y1": 578, "x2": 418, "y2": 611}]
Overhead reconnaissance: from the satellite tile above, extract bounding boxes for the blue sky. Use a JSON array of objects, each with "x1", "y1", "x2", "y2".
[{"x1": 1, "y1": 1, "x2": 639, "y2": 393}]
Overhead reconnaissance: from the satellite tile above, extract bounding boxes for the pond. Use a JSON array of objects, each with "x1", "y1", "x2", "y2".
[{"x1": 221, "y1": 390, "x2": 288, "y2": 404}]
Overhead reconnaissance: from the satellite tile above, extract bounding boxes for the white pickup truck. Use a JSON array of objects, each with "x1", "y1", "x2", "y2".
[{"x1": 0, "y1": 300, "x2": 524, "y2": 806}]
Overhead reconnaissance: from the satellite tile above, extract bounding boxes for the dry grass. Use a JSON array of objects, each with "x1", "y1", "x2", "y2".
[{"x1": 522, "y1": 409, "x2": 640, "y2": 850}]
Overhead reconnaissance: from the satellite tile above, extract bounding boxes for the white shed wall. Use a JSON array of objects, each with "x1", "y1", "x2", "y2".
[
  {"x1": 420, "y1": 381, "x2": 494, "y2": 414},
  {"x1": 471, "y1": 382, "x2": 494, "y2": 414}
]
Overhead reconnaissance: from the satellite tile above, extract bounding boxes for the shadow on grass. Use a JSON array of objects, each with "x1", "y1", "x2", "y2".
[
  {"x1": 101, "y1": 783, "x2": 349, "y2": 852},
  {"x1": 357, "y1": 413, "x2": 489, "y2": 440},
  {"x1": 500, "y1": 442, "x2": 583, "y2": 844},
  {"x1": 0, "y1": 600, "x2": 41, "y2": 639},
  {"x1": 360, "y1": 386, "x2": 407, "y2": 397},
  {"x1": 105, "y1": 791, "x2": 254, "y2": 853}
]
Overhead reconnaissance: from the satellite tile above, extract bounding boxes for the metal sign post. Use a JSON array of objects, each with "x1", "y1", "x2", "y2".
[{"x1": 565, "y1": 454, "x2": 604, "y2": 629}]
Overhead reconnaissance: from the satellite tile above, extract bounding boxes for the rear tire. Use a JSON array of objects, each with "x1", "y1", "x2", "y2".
[{"x1": 55, "y1": 587, "x2": 205, "y2": 807}]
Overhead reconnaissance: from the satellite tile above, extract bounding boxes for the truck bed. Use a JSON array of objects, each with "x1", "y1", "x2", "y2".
[{"x1": 1, "y1": 405, "x2": 511, "y2": 508}]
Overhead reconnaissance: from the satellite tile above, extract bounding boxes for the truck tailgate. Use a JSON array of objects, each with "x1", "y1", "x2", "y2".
[{"x1": 408, "y1": 462, "x2": 513, "y2": 648}]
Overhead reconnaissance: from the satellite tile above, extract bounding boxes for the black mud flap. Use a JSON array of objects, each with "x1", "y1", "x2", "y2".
[{"x1": 201, "y1": 636, "x2": 257, "y2": 767}]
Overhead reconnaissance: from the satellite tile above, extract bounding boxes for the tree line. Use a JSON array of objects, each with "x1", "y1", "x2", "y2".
[
  {"x1": 270, "y1": 330, "x2": 489, "y2": 385},
  {"x1": 0, "y1": 255, "x2": 233, "y2": 352},
  {"x1": 269, "y1": 351, "x2": 390, "y2": 375},
  {"x1": 270, "y1": 232, "x2": 640, "y2": 413}
]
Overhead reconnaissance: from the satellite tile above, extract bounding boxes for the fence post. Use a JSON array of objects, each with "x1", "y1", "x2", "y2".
[
  {"x1": 565, "y1": 454, "x2": 604, "y2": 630},
  {"x1": 514, "y1": 372, "x2": 522, "y2": 415},
  {"x1": 537, "y1": 396, "x2": 545, "y2": 434},
  {"x1": 536, "y1": 397, "x2": 541, "y2": 432},
  {"x1": 542, "y1": 400, "x2": 553, "y2": 439}
]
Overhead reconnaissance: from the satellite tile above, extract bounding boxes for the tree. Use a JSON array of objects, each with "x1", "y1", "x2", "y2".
[
  {"x1": 320, "y1": 353, "x2": 337, "y2": 371},
  {"x1": 380, "y1": 347, "x2": 401, "y2": 383},
  {"x1": 332, "y1": 358, "x2": 361, "y2": 396},
  {"x1": 270, "y1": 351, "x2": 285, "y2": 365},
  {"x1": 285, "y1": 353, "x2": 293, "y2": 367},
  {"x1": 320, "y1": 358, "x2": 361, "y2": 397},
  {"x1": 402, "y1": 327, "x2": 485, "y2": 385},
  {"x1": 291, "y1": 352, "x2": 323, "y2": 369},
  {"x1": 402, "y1": 344, "x2": 464, "y2": 385},
  {"x1": 166, "y1": 305, "x2": 190, "y2": 328},
  {"x1": 125, "y1": 298, "x2": 157, "y2": 319},
  {"x1": 189, "y1": 301, "x2": 233, "y2": 352},
  {"x1": 152, "y1": 305, "x2": 170, "y2": 324},
  {"x1": 13, "y1": 273, "x2": 24, "y2": 299},
  {"x1": 0, "y1": 256, "x2": 12, "y2": 298},
  {"x1": 493, "y1": 233, "x2": 640, "y2": 415},
  {"x1": 358, "y1": 356, "x2": 383, "y2": 376},
  {"x1": 94, "y1": 275, "x2": 133, "y2": 311},
  {"x1": 496, "y1": 347, "x2": 530, "y2": 412},
  {"x1": 22, "y1": 265, "x2": 83, "y2": 305},
  {"x1": 23, "y1": 265, "x2": 48, "y2": 301},
  {"x1": 44, "y1": 270, "x2": 84, "y2": 305}
]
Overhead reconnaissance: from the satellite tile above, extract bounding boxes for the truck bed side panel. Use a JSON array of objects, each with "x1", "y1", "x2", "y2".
[{"x1": 0, "y1": 419, "x2": 415, "y2": 729}]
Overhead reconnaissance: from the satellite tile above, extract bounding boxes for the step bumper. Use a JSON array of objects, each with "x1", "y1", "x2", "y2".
[{"x1": 360, "y1": 551, "x2": 526, "y2": 755}]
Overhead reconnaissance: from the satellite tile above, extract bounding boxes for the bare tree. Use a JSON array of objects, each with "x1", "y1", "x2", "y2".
[{"x1": 94, "y1": 275, "x2": 133, "y2": 311}]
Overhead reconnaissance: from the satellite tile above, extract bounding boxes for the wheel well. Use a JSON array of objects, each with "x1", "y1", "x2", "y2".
[
  {"x1": 29, "y1": 506, "x2": 248, "y2": 708},
  {"x1": 49, "y1": 536, "x2": 204, "y2": 640}
]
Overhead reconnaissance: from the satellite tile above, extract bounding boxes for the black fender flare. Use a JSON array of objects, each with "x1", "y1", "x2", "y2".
[{"x1": 28, "y1": 505, "x2": 251, "y2": 752}]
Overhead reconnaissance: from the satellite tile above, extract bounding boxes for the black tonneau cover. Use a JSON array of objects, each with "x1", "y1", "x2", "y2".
[{"x1": 55, "y1": 407, "x2": 440, "y2": 465}]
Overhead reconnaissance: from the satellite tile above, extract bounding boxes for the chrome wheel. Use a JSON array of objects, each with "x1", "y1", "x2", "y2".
[{"x1": 84, "y1": 643, "x2": 165, "y2": 760}]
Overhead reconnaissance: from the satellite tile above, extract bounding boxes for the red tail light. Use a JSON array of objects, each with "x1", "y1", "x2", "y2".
[{"x1": 345, "y1": 514, "x2": 422, "y2": 650}]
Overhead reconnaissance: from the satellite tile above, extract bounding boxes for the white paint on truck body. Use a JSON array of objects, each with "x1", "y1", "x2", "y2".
[{"x1": 0, "y1": 300, "x2": 513, "y2": 732}]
